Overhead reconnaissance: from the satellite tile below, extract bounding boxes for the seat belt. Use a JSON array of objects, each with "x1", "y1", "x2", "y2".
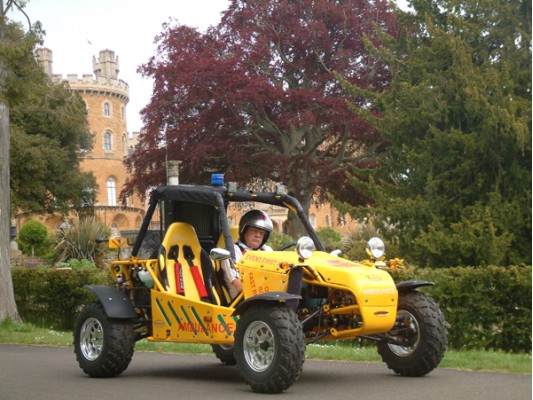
[
  {"x1": 168, "y1": 244, "x2": 184, "y2": 295},
  {"x1": 183, "y1": 245, "x2": 209, "y2": 301}
]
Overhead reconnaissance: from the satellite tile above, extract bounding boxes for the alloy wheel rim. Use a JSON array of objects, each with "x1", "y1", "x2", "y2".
[
  {"x1": 243, "y1": 320, "x2": 275, "y2": 372},
  {"x1": 388, "y1": 310, "x2": 420, "y2": 357},
  {"x1": 80, "y1": 317, "x2": 104, "y2": 361}
]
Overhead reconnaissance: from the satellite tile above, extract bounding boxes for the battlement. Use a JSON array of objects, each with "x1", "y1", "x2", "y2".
[
  {"x1": 53, "y1": 73, "x2": 129, "y2": 91},
  {"x1": 49, "y1": 73, "x2": 129, "y2": 102},
  {"x1": 37, "y1": 48, "x2": 129, "y2": 100}
]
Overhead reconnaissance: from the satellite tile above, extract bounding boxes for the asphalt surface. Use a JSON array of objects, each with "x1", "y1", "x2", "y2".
[{"x1": 0, "y1": 344, "x2": 530, "y2": 400}]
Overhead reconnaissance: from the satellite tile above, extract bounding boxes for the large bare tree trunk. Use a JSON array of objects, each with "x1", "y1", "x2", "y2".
[
  {"x1": 0, "y1": 103, "x2": 20, "y2": 322},
  {"x1": 0, "y1": 3, "x2": 22, "y2": 322}
]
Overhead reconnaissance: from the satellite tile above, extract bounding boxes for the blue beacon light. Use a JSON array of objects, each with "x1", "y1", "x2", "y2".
[{"x1": 211, "y1": 173, "x2": 224, "y2": 186}]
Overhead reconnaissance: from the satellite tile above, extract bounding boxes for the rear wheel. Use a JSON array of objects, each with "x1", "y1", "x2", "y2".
[
  {"x1": 377, "y1": 291, "x2": 447, "y2": 376},
  {"x1": 74, "y1": 301, "x2": 135, "y2": 377},
  {"x1": 212, "y1": 344, "x2": 236, "y2": 365},
  {"x1": 235, "y1": 304, "x2": 305, "y2": 393}
]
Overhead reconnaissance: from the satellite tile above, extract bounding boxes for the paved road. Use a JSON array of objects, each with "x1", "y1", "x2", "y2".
[{"x1": 0, "y1": 344, "x2": 530, "y2": 400}]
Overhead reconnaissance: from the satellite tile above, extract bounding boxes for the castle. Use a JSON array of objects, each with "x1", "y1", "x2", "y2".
[
  {"x1": 21, "y1": 48, "x2": 355, "y2": 240},
  {"x1": 20, "y1": 48, "x2": 145, "y2": 235}
]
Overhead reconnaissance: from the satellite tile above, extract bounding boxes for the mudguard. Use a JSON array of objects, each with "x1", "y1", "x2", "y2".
[
  {"x1": 395, "y1": 279, "x2": 434, "y2": 292},
  {"x1": 83, "y1": 285, "x2": 137, "y2": 319},
  {"x1": 232, "y1": 291, "x2": 302, "y2": 316}
]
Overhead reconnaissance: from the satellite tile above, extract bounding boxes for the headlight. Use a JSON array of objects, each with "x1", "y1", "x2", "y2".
[
  {"x1": 296, "y1": 236, "x2": 315, "y2": 260},
  {"x1": 366, "y1": 237, "x2": 385, "y2": 259}
]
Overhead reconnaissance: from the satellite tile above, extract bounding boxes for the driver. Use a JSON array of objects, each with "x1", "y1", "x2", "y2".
[
  {"x1": 223, "y1": 210, "x2": 273, "y2": 297},
  {"x1": 234, "y1": 209, "x2": 274, "y2": 260}
]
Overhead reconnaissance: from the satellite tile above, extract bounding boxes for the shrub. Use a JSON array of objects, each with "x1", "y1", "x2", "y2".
[
  {"x1": 316, "y1": 227, "x2": 343, "y2": 252},
  {"x1": 54, "y1": 215, "x2": 109, "y2": 268},
  {"x1": 54, "y1": 258, "x2": 97, "y2": 271},
  {"x1": 12, "y1": 267, "x2": 113, "y2": 331},
  {"x1": 17, "y1": 220, "x2": 50, "y2": 257},
  {"x1": 269, "y1": 231, "x2": 295, "y2": 250},
  {"x1": 388, "y1": 265, "x2": 532, "y2": 353},
  {"x1": 342, "y1": 224, "x2": 401, "y2": 263}
]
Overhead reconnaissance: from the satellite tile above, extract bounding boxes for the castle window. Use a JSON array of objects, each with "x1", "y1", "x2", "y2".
[
  {"x1": 309, "y1": 214, "x2": 316, "y2": 228},
  {"x1": 103, "y1": 102, "x2": 111, "y2": 117},
  {"x1": 121, "y1": 106, "x2": 126, "y2": 121},
  {"x1": 107, "y1": 177, "x2": 117, "y2": 206},
  {"x1": 103, "y1": 131, "x2": 112, "y2": 151},
  {"x1": 339, "y1": 214, "x2": 347, "y2": 226},
  {"x1": 121, "y1": 134, "x2": 127, "y2": 156}
]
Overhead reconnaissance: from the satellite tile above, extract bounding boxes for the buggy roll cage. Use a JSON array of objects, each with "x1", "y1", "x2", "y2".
[{"x1": 131, "y1": 184, "x2": 324, "y2": 260}]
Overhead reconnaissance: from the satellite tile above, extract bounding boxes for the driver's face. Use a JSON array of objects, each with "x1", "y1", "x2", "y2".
[{"x1": 244, "y1": 226, "x2": 267, "y2": 249}]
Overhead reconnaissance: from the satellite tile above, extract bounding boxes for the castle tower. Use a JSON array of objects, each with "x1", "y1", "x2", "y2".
[
  {"x1": 33, "y1": 48, "x2": 145, "y2": 235},
  {"x1": 36, "y1": 48, "x2": 53, "y2": 76}
]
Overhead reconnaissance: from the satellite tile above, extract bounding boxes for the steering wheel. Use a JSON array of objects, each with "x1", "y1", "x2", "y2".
[{"x1": 278, "y1": 241, "x2": 297, "y2": 251}]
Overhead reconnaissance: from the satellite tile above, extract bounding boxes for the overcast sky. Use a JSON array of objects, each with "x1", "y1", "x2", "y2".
[{"x1": 11, "y1": 0, "x2": 231, "y2": 132}]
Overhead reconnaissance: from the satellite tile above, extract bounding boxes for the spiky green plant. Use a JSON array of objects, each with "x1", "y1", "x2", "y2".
[{"x1": 54, "y1": 214, "x2": 109, "y2": 267}]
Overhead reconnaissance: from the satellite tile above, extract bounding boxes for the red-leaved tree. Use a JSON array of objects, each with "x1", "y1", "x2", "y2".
[{"x1": 125, "y1": 0, "x2": 400, "y2": 226}]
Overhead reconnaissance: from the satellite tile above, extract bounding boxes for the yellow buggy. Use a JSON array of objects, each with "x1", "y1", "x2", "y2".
[{"x1": 74, "y1": 181, "x2": 447, "y2": 393}]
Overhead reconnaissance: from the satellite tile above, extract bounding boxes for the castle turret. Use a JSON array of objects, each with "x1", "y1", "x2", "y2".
[
  {"x1": 36, "y1": 48, "x2": 53, "y2": 77},
  {"x1": 93, "y1": 49, "x2": 119, "y2": 80}
]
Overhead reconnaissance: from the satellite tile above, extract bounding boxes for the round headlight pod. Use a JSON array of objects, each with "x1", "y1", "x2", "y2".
[
  {"x1": 296, "y1": 236, "x2": 315, "y2": 260},
  {"x1": 367, "y1": 237, "x2": 385, "y2": 259}
]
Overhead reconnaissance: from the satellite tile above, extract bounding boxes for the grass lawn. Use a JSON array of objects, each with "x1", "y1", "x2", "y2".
[{"x1": 0, "y1": 320, "x2": 530, "y2": 374}]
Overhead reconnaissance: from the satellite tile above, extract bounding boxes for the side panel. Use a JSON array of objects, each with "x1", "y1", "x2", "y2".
[
  {"x1": 150, "y1": 290, "x2": 237, "y2": 345},
  {"x1": 237, "y1": 250, "x2": 295, "y2": 298}
]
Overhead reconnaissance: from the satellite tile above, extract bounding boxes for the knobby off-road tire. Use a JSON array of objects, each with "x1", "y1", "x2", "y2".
[
  {"x1": 377, "y1": 291, "x2": 447, "y2": 376},
  {"x1": 211, "y1": 344, "x2": 237, "y2": 365},
  {"x1": 74, "y1": 301, "x2": 135, "y2": 378},
  {"x1": 235, "y1": 303, "x2": 305, "y2": 393}
]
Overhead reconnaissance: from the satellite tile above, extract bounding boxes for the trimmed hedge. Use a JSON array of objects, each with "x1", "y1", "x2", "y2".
[
  {"x1": 389, "y1": 265, "x2": 532, "y2": 353},
  {"x1": 11, "y1": 267, "x2": 112, "y2": 331},
  {"x1": 11, "y1": 265, "x2": 531, "y2": 353}
]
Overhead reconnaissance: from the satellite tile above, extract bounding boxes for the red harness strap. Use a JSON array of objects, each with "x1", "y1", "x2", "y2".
[
  {"x1": 175, "y1": 261, "x2": 184, "y2": 295},
  {"x1": 237, "y1": 243, "x2": 247, "y2": 256},
  {"x1": 189, "y1": 266, "x2": 208, "y2": 298},
  {"x1": 183, "y1": 245, "x2": 209, "y2": 299}
]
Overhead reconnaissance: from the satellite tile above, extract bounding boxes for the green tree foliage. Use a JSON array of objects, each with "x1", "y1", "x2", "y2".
[
  {"x1": 341, "y1": 219, "x2": 401, "y2": 262},
  {"x1": 269, "y1": 231, "x2": 295, "y2": 251},
  {"x1": 338, "y1": 0, "x2": 531, "y2": 266},
  {"x1": 17, "y1": 219, "x2": 49, "y2": 257},
  {"x1": 316, "y1": 227, "x2": 343, "y2": 252},
  {"x1": 2, "y1": 19, "x2": 96, "y2": 214}
]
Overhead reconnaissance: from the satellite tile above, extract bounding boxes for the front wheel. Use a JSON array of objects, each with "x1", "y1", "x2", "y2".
[
  {"x1": 235, "y1": 304, "x2": 305, "y2": 393},
  {"x1": 377, "y1": 291, "x2": 447, "y2": 376},
  {"x1": 74, "y1": 301, "x2": 135, "y2": 377}
]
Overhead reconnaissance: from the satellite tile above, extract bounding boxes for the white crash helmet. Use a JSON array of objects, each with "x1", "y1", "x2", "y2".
[{"x1": 239, "y1": 210, "x2": 273, "y2": 247}]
